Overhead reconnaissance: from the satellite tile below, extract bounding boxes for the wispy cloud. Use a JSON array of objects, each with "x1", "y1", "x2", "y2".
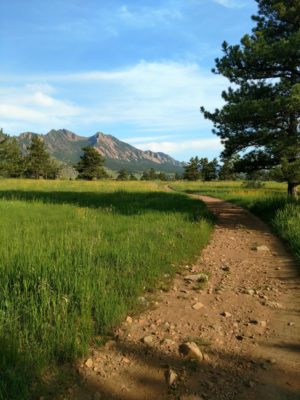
[
  {"x1": 133, "y1": 138, "x2": 223, "y2": 155},
  {"x1": 213, "y1": 0, "x2": 248, "y2": 8},
  {"x1": 0, "y1": 61, "x2": 227, "y2": 135}
]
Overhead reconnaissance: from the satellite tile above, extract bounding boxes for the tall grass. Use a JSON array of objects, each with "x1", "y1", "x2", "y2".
[
  {"x1": 172, "y1": 180, "x2": 300, "y2": 264},
  {"x1": 0, "y1": 180, "x2": 213, "y2": 399}
]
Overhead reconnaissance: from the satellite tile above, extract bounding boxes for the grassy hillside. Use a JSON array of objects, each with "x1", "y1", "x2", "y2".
[
  {"x1": 0, "y1": 180, "x2": 212, "y2": 399},
  {"x1": 172, "y1": 181, "x2": 300, "y2": 262}
]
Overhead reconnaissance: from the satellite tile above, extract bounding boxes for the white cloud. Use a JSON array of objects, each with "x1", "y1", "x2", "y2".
[
  {"x1": 0, "y1": 61, "x2": 227, "y2": 135},
  {"x1": 133, "y1": 138, "x2": 223, "y2": 154},
  {"x1": 0, "y1": 85, "x2": 82, "y2": 132},
  {"x1": 213, "y1": 0, "x2": 248, "y2": 8},
  {"x1": 116, "y1": 4, "x2": 182, "y2": 28}
]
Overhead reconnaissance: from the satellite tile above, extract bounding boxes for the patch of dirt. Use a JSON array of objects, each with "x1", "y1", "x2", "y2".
[{"x1": 60, "y1": 196, "x2": 300, "y2": 400}]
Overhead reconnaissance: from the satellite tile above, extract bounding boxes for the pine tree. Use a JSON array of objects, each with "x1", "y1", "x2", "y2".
[
  {"x1": 116, "y1": 168, "x2": 129, "y2": 181},
  {"x1": 201, "y1": 0, "x2": 300, "y2": 197},
  {"x1": 75, "y1": 147, "x2": 107, "y2": 180},
  {"x1": 199, "y1": 158, "x2": 219, "y2": 181},
  {"x1": 0, "y1": 130, "x2": 24, "y2": 177},
  {"x1": 25, "y1": 135, "x2": 52, "y2": 179},
  {"x1": 183, "y1": 157, "x2": 201, "y2": 181}
]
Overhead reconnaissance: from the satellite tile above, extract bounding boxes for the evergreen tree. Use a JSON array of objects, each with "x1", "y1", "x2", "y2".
[
  {"x1": 129, "y1": 173, "x2": 138, "y2": 181},
  {"x1": 0, "y1": 129, "x2": 24, "y2": 177},
  {"x1": 141, "y1": 168, "x2": 157, "y2": 181},
  {"x1": 116, "y1": 168, "x2": 129, "y2": 181},
  {"x1": 199, "y1": 157, "x2": 219, "y2": 181},
  {"x1": 201, "y1": 0, "x2": 300, "y2": 197},
  {"x1": 25, "y1": 135, "x2": 52, "y2": 179},
  {"x1": 75, "y1": 146, "x2": 107, "y2": 180},
  {"x1": 140, "y1": 170, "x2": 150, "y2": 181},
  {"x1": 183, "y1": 157, "x2": 201, "y2": 181},
  {"x1": 157, "y1": 172, "x2": 167, "y2": 181},
  {"x1": 219, "y1": 156, "x2": 239, "y2": 181}
]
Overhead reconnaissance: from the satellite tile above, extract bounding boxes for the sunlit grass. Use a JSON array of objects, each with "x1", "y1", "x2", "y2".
[{"x1": 0, "y1": 179, "x2": 213, "y2": 399}]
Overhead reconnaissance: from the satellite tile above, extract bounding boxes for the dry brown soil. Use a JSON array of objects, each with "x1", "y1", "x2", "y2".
[{"x1": 63, "y1": 195, "x2": 300, "y2": 400}]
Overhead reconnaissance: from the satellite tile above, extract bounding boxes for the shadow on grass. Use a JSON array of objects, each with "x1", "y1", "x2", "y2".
[{"x1": 0, "y1": 190, "x2": 213, "y2": 221}]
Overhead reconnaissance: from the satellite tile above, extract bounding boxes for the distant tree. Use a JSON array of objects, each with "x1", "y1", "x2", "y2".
[
  {"x1": 140, "y1": 170, "x2": 150, "y2": 181},
  {"x1": 174, "y1": 172, "x2": 182, "y2": 180},
  {"x1": 141, "y1": 168, "x2": 158, "y2": 181},
  {"x1": 45, "y1": 158, "x2": 62, "y2": 179},
  {"x1": 148, "y1": 168, "x2": 157, "y2": 180},
  {"x1": 199, "y1": 157, "x2": 219, "y2": 181},
  {"x1": 25, "y1": 135, "x2": 53, "y2": 179},
  {"x1": 183, "y1": 157, "x2": 201, "y2": 181},
  {"x1": 219, "y1": 156, "x2": 239, "y2": 181},
  {"x1": 0, "y1": 129, "x2": 24, "y2": 177},
  {"x1": 129, "y1": 173, "x2": 138, "y2": 181},
  {"x1": 201, "y1": 0, "x2": 300, "y2": 197},
  {"x1": 157, "y1": 172, "x2": 167, "y2": 181},
  {"x1": 116, "y1": 168, "x2": 129, "y2": 181},
  {"x1": 75, "y1": 147, "x2": 108, "y2": 180}
]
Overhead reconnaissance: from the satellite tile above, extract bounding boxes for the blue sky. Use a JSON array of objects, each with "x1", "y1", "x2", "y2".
[{"x1": 0, "y1": 0, "x2": 257, "y2": 161}]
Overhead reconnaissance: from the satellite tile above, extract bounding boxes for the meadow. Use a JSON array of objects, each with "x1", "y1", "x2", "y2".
[
  {"x1": 171, "y1": 181, "x2": 300, "y2": 262},
  {"x1": 0, "y1": 179, "x2": 213, "y2": 399}
]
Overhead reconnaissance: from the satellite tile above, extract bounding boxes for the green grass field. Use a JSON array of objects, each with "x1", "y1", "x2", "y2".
[
  {"x1": 171, "y1": 181, "x2": 300, "y2": 262},
  {"x1": 0, "y1": 179, "x2": 213, "y2": 399}
]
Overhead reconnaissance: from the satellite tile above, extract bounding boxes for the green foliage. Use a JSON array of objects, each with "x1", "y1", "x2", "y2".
[
  {"x1": 0, "y1": 180, "x2": 212, "y2": 399},
  {"x1": 201, "y1": 0, "x2": 300, "y2": 194},
  {"x1": 183, "y1": 157, "x2": 201, "y2": 181},
  {"x1": 25, "y1": 135, "x2": 60, "y2": 179},
  {"x1": 242, "y1": 180, "x2": 265, "y2": 189},
  {"x1": 75, "y1": 147, "x2": 108, "y2": 180},
  {"x1": 183, "y1": 157, "x2": 219, "y2": 181},
  {"x1": 0, "y1": 129, "x2": 24, "y2": 178},
  {"x1": 116, "y1": 168, "x2": 129, "y2": 181},
  {"x1": 140, "y1": 168, "x2": 159, "y2": 181}
]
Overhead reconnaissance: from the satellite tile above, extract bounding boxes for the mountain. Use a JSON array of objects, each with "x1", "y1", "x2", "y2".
[{"x1": 16, "y1": 129, "x2": 184, "y2": 173}]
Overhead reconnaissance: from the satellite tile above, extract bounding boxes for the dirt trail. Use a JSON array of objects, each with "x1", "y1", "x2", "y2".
[{"x1": 67, "y1": 196, "x2": 300, "y2": 400}]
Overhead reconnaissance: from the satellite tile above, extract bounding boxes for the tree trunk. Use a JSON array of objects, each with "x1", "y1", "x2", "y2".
[{"x1": 288, "y1": 182, "x2": 298, "y2": 199}]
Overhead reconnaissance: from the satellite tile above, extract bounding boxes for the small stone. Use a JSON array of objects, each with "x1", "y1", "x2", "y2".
[
  {"x1": 122, "y1": 357, "x2": 130, "y2": 364},
  {"x1": 249, "y1": 319, "x2": 259, "y2": 324},
  {"x1": 259, "y1": 320, "x2": 267, "y2": 328},
  {"x1": 179, "y1": 342, "x2": 203, "y2": 361},
  {"x1": 142, "y1": 335, "x2": 153, "y2": 345},
  {"x1": 246, "y1": 381, "x2": 255, "y2": 388},
  {"x1": 94, "y1": 392, "x2": 102, "y2": 400},
  {"x1": 236, "y1": 335, "x2": 244, "y2": 341},
  {"x1": 184, "y1": 273, "x2": 209, "y2": 283},
  {"x1": 221, "y1": 311, "x2": 232, "y2": 318},
  {"x1": 222, "y1": 266, "x2": 230, "y2": 272},
  {"x1": 126, "y1": 316, "x2": 133, "y2": 324},
  {"x1": 288, "y1": 322, "x2": 295, "y2": 326},
  {"x1": 105, "y1": 340, "x2": 116, "y2": 350},
  {"x1": 202, "y1": 353, "x2": 210, "y2": 361},
  {"x1": 246, "y1": 289, "x2": 255, "y2": 296},
  {"x1": 164, "y1": 368, "x2": 178, "y2": 386},
  {"x1": 85, "y1": 358, "x2": 94, "y2": 368},
  {"x1": 253, "y1": 245, "x2": 270, "y2": 251},
  {"x1": 162, "y1": 338, "x2": 176, "y2": 346},
  {"x1": 192, "y1": 302, "x2": 204, "y2": 310}
]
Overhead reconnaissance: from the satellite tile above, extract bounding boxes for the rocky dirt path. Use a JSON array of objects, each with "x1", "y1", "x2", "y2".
[{"x1": 66, "y1": 195, "x2": 300, "y2": 400}]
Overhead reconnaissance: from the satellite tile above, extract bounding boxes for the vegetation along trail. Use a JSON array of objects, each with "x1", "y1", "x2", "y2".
[{"x1": 68, "y1": 192, "x2": 300, "y2": 400}]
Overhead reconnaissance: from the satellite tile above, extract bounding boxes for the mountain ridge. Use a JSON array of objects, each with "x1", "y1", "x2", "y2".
[{"x1": 15, "y1": 129, "x2": 184, "y2": 173}]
